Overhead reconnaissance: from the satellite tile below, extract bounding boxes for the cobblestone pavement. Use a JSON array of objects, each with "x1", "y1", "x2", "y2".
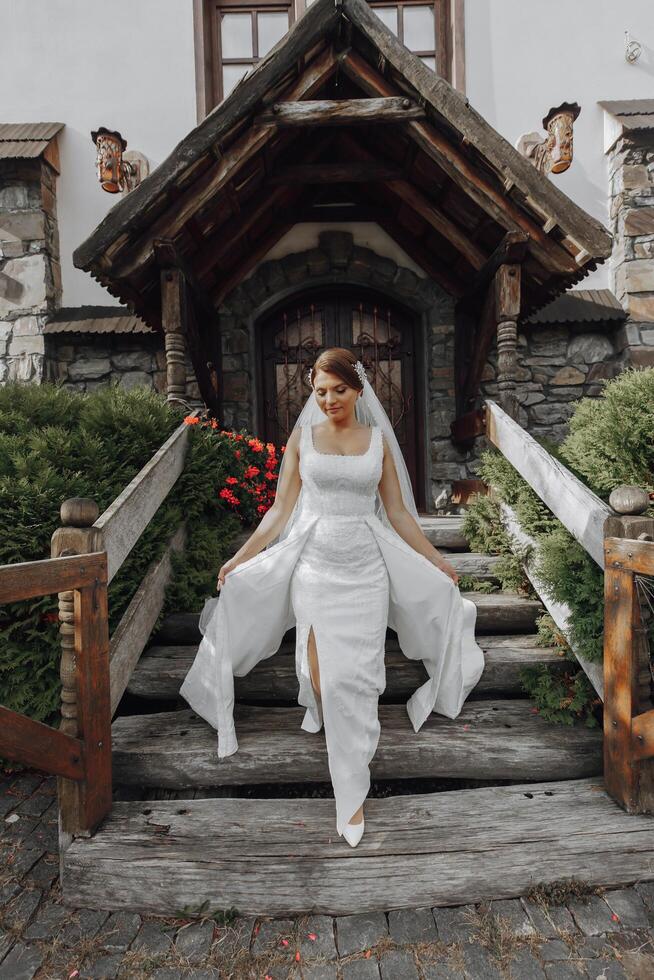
[{"x1": 2, "y1": 769, "x2": 654, "y2": 979}]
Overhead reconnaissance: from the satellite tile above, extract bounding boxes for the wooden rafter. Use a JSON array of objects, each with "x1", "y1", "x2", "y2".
[
  {"x1": 340, "y1": 49, "x2": 581, "y2": 278},
  {"x1": 338, "y1": 130, "x2": 487, "y2": 271}
]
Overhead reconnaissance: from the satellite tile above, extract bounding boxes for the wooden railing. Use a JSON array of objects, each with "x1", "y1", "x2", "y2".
[
  {"x1": 0, "y1": 550, "x2": 111, "y2": 835},
  {"x1": 0, "y1": 409, "x2": 199, "y2": 841},
  {"x1": 476, "y1": 398, "x2": 654, "y2": 813}
]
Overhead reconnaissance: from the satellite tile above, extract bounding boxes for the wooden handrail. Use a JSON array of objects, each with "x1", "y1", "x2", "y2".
[
  {"x1": 95, "y1": 410, "x2": 199, "y2": 583},
  {"x1": 0, "y1": 551, "x2": 111, "y2": 833},
  {"x1": 482, "y1": 397, "x2": 654, "y2": 815},
  {"x1": 485, "y1": 398, "x2": 612, "y2": 567}
]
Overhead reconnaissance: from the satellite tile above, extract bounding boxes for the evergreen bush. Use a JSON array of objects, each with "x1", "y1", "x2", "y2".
[{"x1": 464, "y1": 366, "x2": 654, "y2": 726}]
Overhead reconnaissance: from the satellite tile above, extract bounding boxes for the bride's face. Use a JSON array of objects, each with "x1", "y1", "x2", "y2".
[{"x1": 313, "y1": 369, "x2": 360, "y2": 421}]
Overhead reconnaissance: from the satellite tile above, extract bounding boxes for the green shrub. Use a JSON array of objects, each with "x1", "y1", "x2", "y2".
[
  {"x1": 0, "y1": 382, "x2": 280, "y2": 771},
  {"x1": 467, "y1": 367, "x2": 654, "y2": 726}
]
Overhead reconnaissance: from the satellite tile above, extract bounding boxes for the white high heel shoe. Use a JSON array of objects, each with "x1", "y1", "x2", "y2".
[{"x1": 342, "y1": 816, "x2": 365, "y2": 847}]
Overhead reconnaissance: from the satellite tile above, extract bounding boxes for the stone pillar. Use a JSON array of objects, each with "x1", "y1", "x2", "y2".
[
  {"x1": 608, "y1": 131, "x2": 654, "y2": 369},
  {"x1": 0, "y1": 155, "x2": 61, "y2": 384}
]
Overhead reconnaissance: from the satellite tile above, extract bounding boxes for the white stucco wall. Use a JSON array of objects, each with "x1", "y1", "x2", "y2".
[
  {"x1": 0, "y1": 0, "x2": 196, "y2": 307},
  {"x1": 465, "y1": 0, "x2": 654, "y2": 290}
]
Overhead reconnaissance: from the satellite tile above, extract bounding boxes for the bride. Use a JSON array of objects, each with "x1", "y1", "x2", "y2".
[{"x1": 179, "y1": 347, "x2": 484, "y2": 847}]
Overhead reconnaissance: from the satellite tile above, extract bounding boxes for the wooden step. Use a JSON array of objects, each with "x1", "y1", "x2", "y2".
[
  {"x1": 127, "y1": 635, "x2": 564, "y2": 701},
  {"x1": 419, "y1": 515, "x2": 469, "y2": 550},
  {"x1": 152, "y1": 592, "x2": 543, "y2": 645},
  {"x1": 111, "y1": 700, "x2": 601, "y2": 788},
  {"x1": 61, "y1": 778, "x2": 654, "y2": 916}
]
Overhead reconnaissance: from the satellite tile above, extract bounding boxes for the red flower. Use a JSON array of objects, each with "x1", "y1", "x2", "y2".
[
  {"x1": 234, "y1": 450, "x2": 241, "y2": 459},
  {"x1": 243, "y1": 465, "x2": 260, "y2": 479},
  {"x1": 265, "y1": 471, "x2": 277, "y2": 481},
  {"x1": 225, "y1": 476, "x2": 239, "y2": 485},
  {"x1": 257, "y1": 504, "x2": 267, "y2": 514},
  {"x1": 183, "y1": 415, "x2": 199, "y2": 425}
]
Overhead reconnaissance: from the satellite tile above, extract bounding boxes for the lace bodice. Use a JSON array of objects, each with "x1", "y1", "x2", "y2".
[{"x1": 298, "y1": 423, "x2": 383, "y2": 517}]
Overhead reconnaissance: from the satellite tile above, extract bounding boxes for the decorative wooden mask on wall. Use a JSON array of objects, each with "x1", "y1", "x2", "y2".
[{"x1": 516, "y1": 102, "x2": 581, "y2": 176}]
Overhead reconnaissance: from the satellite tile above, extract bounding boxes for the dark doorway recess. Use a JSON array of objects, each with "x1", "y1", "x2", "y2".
[{"x1": 257, "y1": 286, "x2": 425, "y2": 509}]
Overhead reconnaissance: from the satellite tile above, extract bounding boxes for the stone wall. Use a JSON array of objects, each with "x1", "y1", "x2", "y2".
[
  {"x1": 480, "y1": 322, "x2": 619, "y2": 446},
  {"x1": 43, "y1": 333, "x2": 167, "y2": 394},
  {"x1": 608, "y1": 130, "x2": 654, "y2": 370},
  {"x1": 0, "y1": 158, "x2": 61, "y2": 384}
]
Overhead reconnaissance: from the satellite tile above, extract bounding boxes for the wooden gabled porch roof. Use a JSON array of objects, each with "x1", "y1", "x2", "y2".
[{"x1": 73, "y1": 0, "x2": 612, "y2": 415}]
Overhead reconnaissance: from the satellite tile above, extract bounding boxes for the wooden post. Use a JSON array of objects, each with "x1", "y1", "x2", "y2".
[
  {"x1": 161, "y1": 266, "x2": 190, "y2": 409},
  {"x1": 494, "y1": 263, "x2": 521, "y2": 420},
  {"x1": 51, "y1": 498, "x2": 110, "y2": 848},
  {"x1": 603, "y1": 484, "x2": 654, "y2": 813}
]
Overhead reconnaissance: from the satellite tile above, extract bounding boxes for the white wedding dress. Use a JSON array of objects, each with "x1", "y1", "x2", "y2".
[{"x1": 179, "y1": 422, "x2": 485, "y2": 838}]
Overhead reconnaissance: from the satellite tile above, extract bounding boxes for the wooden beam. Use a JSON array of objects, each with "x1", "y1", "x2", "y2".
[
  {"x1": 0, "y1": 551, "x2": 107, "y2": 604},
  {"x1": 255, "y1": 96, "x2": 426, "y2": 126},
  {"x1": 268, "y1": 162, "x2": 404, "y2": 183},
  {"x1": 459, "y1": 283, "x2": 496, "y2": 412},
  {"x1": 458, "y1": 231, "x2": 529, "y2": 312},
  {"x1": 340, "y1": 49, "x2": 581, "y2": 278},
  {"x1": 486, "y1": 398, "x2": 613, "y2": 568},
  {"x1": 376, "y1": 216, "x2": 466, "y2": 297},
  {"x1": 0, "y1": 708, "x2": 85, "y2": 781},
  {"x1": 211, "y1": 219, "x2": 296, "y2": 308},
  {"x1": 154, "y1": 240, "x2": 220, "y2": 412},
  {"x1": 339, "y1": 131, "x2": 487, "y2": 271}
]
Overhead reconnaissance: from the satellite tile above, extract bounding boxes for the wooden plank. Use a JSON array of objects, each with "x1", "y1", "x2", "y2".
[
  {"x1": 74, "y1": 581, "x2": 112, "y2": 834},
  {"x1": 0, "y1": 551, "x2": 107, "y2": 603},
  {"x1": 256, "y1": 96, "x2": 425, "y2": 125},
  {"x1": 604, "y1": 561, "x2": 640, "y2": 810},
  {"x1": 61, "y1": 778, "x2": 652, "y2": 916},
  {"x1": 605, "y1": 536, "x2": 654, "y2": 576},
  {"x1": 94, "y1": 417, "x2": 193, "y2": 583},
  {"x1": 128, "y1": 635, "x2": 564, "y2": 701},
  {"x1": 499, "y1": 500, "x2": 604, "y2": 699},
  {"x1": 109, "y1": 523, "x2": 187, "y2": 717},
  {"x1": 0, "y1": 708, "x2": 85, "y2": 781},
  {"x1": 486, "y1": 398, "x2": 613, "y2": 568},
  {"x1": 111, "y1": 700, "x2": 602, "y2": 788}
]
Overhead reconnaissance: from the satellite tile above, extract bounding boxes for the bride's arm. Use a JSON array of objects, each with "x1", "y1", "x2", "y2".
[
  {"x1": 377, "y1": 434, "x2": 459, "y2": 585},
  {"x1": 217, "y1": 427, "x2": 302, "y2": 588}
]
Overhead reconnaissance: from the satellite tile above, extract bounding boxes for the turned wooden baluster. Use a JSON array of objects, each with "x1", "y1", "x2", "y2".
[
  {"x1": 161, "y1": 267, "x2": 190, "y2": 409},
  {"x1": 495, "y1": 263, "x2": 521, "y2": 421},
  {"x1": 603, "y1": 484, "x2": 654, "y2": 813},
  {"x1": 51, "y1": 497, "x2": 111, "y2": 844}
]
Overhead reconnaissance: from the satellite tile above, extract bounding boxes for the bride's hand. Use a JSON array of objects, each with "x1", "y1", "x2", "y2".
[
  {"x1": 216, "y1": 556, "x2": 241, "y2": 591},
  {"x1": 433, "y1": 556, "x2": 459, "y2": 586}
]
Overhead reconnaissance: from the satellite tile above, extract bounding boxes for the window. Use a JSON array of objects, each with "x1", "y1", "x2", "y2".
[
  {"x1": 206, "y1": 0, "x2": 294, "y2": 105},
  {"x1": 195, "y1": 0, "x2": 456, "y2": 117}
]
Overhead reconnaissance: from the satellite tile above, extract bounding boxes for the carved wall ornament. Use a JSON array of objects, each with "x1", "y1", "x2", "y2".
[
  {"x1": 91, "y1": 127, "x2": 147, "y2": 194},
  {"x1": 515, "y1": 102, "x2": 581, "y2": 175}
]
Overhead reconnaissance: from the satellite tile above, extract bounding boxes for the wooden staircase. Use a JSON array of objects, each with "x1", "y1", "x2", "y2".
[{"x1": 56, "y1": 513, "x2": 654, "y2": 918}]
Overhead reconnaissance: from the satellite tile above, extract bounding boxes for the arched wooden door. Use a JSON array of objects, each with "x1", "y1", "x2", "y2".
[{"x1": 257, "y1": 288, "x2": 425, "y2": 509}]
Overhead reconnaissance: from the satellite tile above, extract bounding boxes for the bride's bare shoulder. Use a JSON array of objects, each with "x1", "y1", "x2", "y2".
[{"x1": 285, "y1": 426, "x2": 302, "y2": 456}]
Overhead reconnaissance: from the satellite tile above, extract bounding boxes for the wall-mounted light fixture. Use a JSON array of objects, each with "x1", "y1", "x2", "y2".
[
  {"x1": 91, "y1": 127, "x2": 148, "y2": 194},
  {"x1": 515, "y1": 102, "x2": 581, "y2": 176}
]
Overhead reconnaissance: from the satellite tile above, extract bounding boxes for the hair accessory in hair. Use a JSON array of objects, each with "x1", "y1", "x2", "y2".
[
  {"x1": 354, "y1": 360, "x2": 367, "y2": 387},
  {"x1": 306, "y1": 366, "x2": 313, "y2": 386}
]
